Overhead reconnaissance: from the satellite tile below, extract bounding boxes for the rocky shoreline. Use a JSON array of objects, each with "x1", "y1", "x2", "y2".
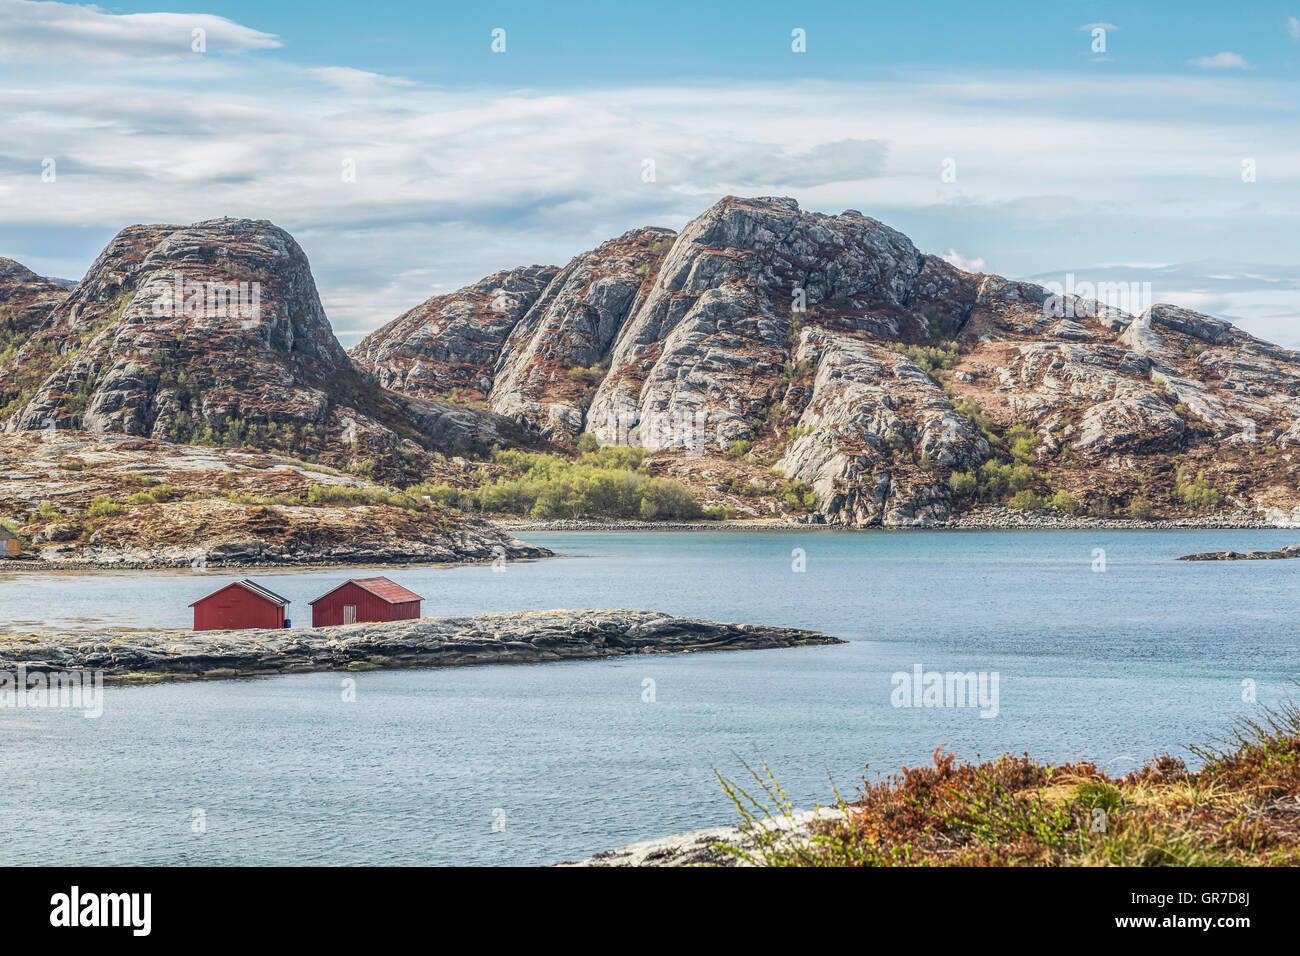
[
  {"x1": 937, "y1": 506, "x2": 1283, "y2": 531},
  {"x1": 558, "y1": 808, "x2": 837, "y2": 867},
  {"x1": 0, "y1": 532, "x2": 551, "y2": 572},
  {"x1": 497, "y1": 507, "x2": 1285, "y2": 533},
  {"x1": 0, "y1": 610, "x2": 843, "y2": 682}
]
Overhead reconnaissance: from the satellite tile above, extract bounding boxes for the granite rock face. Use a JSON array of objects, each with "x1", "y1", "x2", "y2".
[
  {"x1": 353, "y1": 229, "x2": 676, "y2": 439},
  {"x1": 358, "y1": 195, "x2": 1300, "y2": 525},
  {"x1": 489, "y1": 228, "x2": 675, "y2": 438},
  {"x1": 0, "y1": 220, "x2": 509, "y2": 478},
  {"x1": 0, "y1": 610, "x2": 843, "y2": 680},
  {"x1": 0, "y1": 256, "x2": 69, "y2": 339},
  {"x1": 350, "y1": 265, "x2": 559, "y2": 404},
  {"x1": 775, "y1": 328, "x2": 987, "y2": 527}
]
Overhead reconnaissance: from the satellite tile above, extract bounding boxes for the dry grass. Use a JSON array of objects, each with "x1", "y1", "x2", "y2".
[{"x1": 716, "y1": 701, "x2": 1300, "y2": 866}]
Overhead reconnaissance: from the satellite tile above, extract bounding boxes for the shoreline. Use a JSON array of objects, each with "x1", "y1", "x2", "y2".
[
  {"x1": 0, "y1": 553, "x2": 557, "y2": 575},
  {"x1": 0, "y1": 509, "x2": 1292, "y2": 573},
  {"x1": 499, "y1": 507, "x2": 1286, "y2": 532},
  {"x1": 0, "y1": 610, "x2": 844, "y2": 684},
  {"x1": 558, "y1": 808, "x2": 837, "y2": 867}
]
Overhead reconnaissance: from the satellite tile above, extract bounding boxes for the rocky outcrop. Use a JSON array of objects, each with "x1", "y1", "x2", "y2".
[
  {"x1": 0, "y1": 256, "x2": 69, "y2": 336},
  {"x1": 775, "y1": 328, "x2": 986, "y2": 526},
  {"x1": 350, "y1": 265, "x2": 559, "y2": 404},
  {"x1": 0, "y1": 610, "x2": 843, "y2": 681},
  {"x1": 1178, "y1": 545, "x2": 1300, "y2": 561},
  {"x1": 489, "y1": 228, "x2": 674, "y2": 437},
  {"x1": 0, "y1": 220, "x2": 483, "y2": 479},
  {"x1": 558, "y1": 808, "x2": 838, "y2": 867},
  {"x1": 586, "y1": 198, "x2": 941, "y2": 453},
  {"x1": 352, "y1": 229, "x2": 677, "y2": 439}
]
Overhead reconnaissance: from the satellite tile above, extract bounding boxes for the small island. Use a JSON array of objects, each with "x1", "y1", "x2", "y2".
[
  {"x1": 1178, "y1": 544, "x2": 1300, "y2": 561},
  {"x1": 0, "y1": 610, "x2": 842, "y2": 683}
]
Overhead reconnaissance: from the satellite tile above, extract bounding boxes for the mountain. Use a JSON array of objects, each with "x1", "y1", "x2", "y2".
[
  {"x1": 0, "y1": 256, "x2": 69, "y2": 351},
  {"x1": 5, "y1": 199, "x2": 1299, "y2": 526},
  {"x1": 0, "y1": 219, "x2": 524, "y2": 480},
  {"x1": 355, "y1": 196, "x2": 1300, "y2": 525},
  {"x1": 351, "y1": 227, "x2": 676, "y2": 438}
]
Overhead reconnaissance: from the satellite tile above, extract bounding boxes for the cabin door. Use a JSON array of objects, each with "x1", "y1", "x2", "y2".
[{"x1": 343, "y1": 605, "x2": 357, "y2": 625}]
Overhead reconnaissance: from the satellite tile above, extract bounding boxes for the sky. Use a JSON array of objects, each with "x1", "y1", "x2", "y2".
[{"x1": 2, "y1": 0, "x2": 1300, "y2": 347}]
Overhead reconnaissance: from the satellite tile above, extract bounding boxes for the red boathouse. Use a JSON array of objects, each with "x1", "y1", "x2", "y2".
[
  {"x1": 309, "y1": 576, "x2": 423, "y2": 627},
  {"x1": 190, "y1": 580, "x2": 291, "y2": 632}
]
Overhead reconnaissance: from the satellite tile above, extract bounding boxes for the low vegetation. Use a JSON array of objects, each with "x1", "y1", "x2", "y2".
[
  {"x1": 408, "y1": 446, "x2": 720, "y2": 520},
  {"x1": 716, "y1": 700, "x2": 1300, "y2": 866},
  {"x1": 890, "y1": 339, "x2": 960, "y2": 373}
]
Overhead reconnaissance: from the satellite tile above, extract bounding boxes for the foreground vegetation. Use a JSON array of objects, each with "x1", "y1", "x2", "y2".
[{"x1": 716, "y1": 701, "x2": 1300, "y2": 866}]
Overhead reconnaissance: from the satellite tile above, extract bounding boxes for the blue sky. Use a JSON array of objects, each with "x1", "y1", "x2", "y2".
[
  {"x1": 88, "y1": 0, "x2": 1300, "y2": 84},
  {"x1": 3, "y1": 0, "x2": 1300, "y2": 347}
]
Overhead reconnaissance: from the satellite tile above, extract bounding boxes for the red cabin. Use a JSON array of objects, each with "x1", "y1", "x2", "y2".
[
  {"x1": 309, "y1": 576, "x2": 423, "y2": 627},
  {"x1": 190, "y1": 580, "x2": 290, "y2": 632}
]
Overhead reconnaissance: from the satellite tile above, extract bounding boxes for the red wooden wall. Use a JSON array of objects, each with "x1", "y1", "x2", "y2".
[
  {"x1": 193, "y1": 584, "x2": 286, "y2": 632},
  {"x1": 311, "y1": 582, "x2": 421, "y2": 627}
]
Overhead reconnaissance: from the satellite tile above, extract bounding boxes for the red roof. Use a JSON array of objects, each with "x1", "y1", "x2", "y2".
[
  {"x1": 308, "y1": 576, "x2": 423, "y2": 606},
  {"x1": 189, "y1": 579, "x2": 291, "y2": 608}
]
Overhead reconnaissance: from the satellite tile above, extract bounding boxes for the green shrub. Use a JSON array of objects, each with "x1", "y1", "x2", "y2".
[
  {"x1": 1173, "y1": 467, "x2": 1222, "y2": 511},
  {"x1": 978, "y1": 460, "x2": 1034, "y2": 499},
  {"x1": 87, "y1": 496, "x2": 123, "y2": 518},
  {"x1": 890, "y1": 340, "x2": 960, "y2": 373},
  {"x1": 1126, "y1": 495, "x2": 1154, "y2": 520},
  {"x1": 638, "y1": 478, "x2": 704, "y2": 520},
  {"x1": 948, "y1": 470, "x2": 978, "y2": 497},
  {"x1": 1008, "y1": 489, "x2": 1045, "y2": 511},
  {"x1": 1048, "y1": 490, "x2": 1078, "y2": 514},
  {"x1": 305, "y1": 484, "x2": 417, "y2": 509},
  {"x1": 1005, "y1": 424, "x2": 1039, "y2": 463}
]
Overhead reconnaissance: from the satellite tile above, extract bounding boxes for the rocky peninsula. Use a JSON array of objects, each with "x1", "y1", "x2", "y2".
[{"x1": 0, "y1": 610, "x2": 842, "y2": 683}]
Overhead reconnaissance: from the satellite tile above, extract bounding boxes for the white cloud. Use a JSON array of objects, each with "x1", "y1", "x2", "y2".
[
  {"x1": 1289, "y1": 16, "x2": 1300, "y2": 39},
  {"x1": 308, "y1": 67, "x2": 418, "y2": 94},
  {"x1": 1190, "y1": 52, "x2": 1251, "y2": 70},
  {"x1": 0, "y1": 0, "x2": 280, "y2": 63},
  {"x1": 1, "y1": 12, "x2": 1298, "y2": 347},
  {"x1": 1079, "y1": 22, "x2": 1118, "y2": 31},
  {"x1": 940, "y1": 249, "x2": 987, "y2": 273},
  {"x1": 8, "y1": 68, "x2": 1298, "y2": 341}
]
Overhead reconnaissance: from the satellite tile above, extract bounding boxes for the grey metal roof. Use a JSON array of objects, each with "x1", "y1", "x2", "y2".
[{"x1": 237, "y1": 579, "x2": 291, "y2": 606}]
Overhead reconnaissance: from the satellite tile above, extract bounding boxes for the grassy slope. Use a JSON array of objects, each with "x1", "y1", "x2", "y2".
[{"x1": 718, "y1": 702, "x2": 1300, "y2": 866}]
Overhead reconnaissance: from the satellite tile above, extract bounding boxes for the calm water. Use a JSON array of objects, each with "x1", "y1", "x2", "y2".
[{"x1": 1, "y1": 529, "x2": 1298, "y2": 865}]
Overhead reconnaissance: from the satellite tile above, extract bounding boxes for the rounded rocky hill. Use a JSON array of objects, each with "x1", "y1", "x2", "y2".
[{"x1": 0, "y1": 219, "x2": 527, "y2": 479}]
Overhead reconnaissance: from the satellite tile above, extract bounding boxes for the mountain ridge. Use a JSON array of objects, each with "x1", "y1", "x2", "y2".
[{"x1": 5, "y1": 196, "x2": 1300, "y2": 526}]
